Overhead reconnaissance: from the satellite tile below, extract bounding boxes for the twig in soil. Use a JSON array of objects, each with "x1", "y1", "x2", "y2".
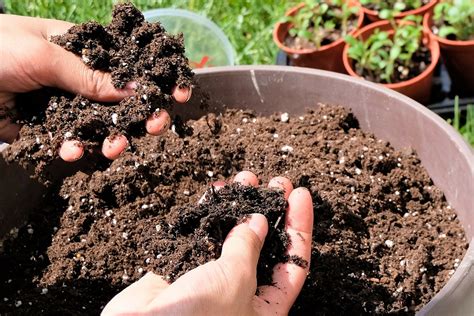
[{"x1": 268, "y1": 214, "x2": 284, "y2": 240}]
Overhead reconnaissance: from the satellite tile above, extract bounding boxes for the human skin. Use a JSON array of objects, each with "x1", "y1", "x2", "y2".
[
  {"x1": 102, "y1": 171, "x2": 314, "y2": 316},
  {"x1": 0, "y1": 14, "x2": 191, "y2": 161}
]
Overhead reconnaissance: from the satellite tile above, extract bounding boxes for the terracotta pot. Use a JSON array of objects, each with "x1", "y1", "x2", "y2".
[
  {"x1": 423, "y1": 12, "x2": 474, "y2": 95},
  {"x1": 342, "y1": 20, "x2": 440, "y2": 104},
  {"x1": 273, "y1": 1, "x2": 364, "y2": 73},
  {"x1": 1, "y1": 66, "x2": 473, "y2": 314},
  {"x1": 361, "y1": 0, "x2": 438, "y2": 23}
]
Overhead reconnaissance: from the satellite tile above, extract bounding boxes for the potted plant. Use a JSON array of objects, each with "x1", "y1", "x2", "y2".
[
  {"x1": 342, "y1": 16, "x2": 440, "y2": 104},
  {"x1": 273, "y1": 0, "x2": 364, "y2": 72},
  {"x1": 359, "y1": 0, "x2": 438, "y2": 22},
  {"x1": 423, "y1": 0, "x2": 474, "y2": 95}
]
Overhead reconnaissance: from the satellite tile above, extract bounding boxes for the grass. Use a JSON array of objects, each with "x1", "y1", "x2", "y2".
[
  {"x1": 449, "y1": 97, "x2": 474, "y2": 147},
  {"x1": 4, "y1": 0, "x2": 297, "y2": 65}
]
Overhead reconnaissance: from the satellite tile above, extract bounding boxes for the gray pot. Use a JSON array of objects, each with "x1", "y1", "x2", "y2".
[{"x1": 1, "y1": 66, "x2": 473, "y2": 315}]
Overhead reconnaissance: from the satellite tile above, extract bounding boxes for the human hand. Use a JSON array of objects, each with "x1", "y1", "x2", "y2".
[
  {"x1": 0, "y1": 14, "x2": 191, "y2": 162},
  {"x1": 102, "y1": 171, "x2": 314, "y2": 316}
]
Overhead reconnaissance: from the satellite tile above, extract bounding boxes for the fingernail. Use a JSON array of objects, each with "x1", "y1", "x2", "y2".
[
  {"x1": 59, "y1": 140, "x2": 84, "y2": 162},
  {"x1": 184, "y1": 87, "x2": 192, "y2": 102},
  {"x1": 125, "y1": 81, "x2": 138, "y2": 90},
  {"x1": 246, "y1": 213, "x2": 268, "y2": 243},
  {"x1": 173, "y1": 86, "x2": 192, "y2": 103}
]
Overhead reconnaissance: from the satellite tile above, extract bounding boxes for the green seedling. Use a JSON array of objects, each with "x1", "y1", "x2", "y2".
[
  {"x1": 345, "y1": 16, "x2": 424, "y2": 83},
  {"x1": 283, "y1": 0, "x2": 358, "y2": 49},
  {"x1": 448, "y1": 96, "x2": 474, "y2": 146},
  {"x1": 433, "y1": 0, "x2": 474, "y2": 41},
  {"x1": 359, "y1": 0, "x2": 424, "y2": 19}
]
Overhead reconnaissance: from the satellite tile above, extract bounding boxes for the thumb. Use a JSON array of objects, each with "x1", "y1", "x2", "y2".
[
  {"x1": 220, "y1": 213, "x2": 268, "y2": 269},
  {"x1": 39, "y1": 43, "x2": 135, "y2": 102},
  {"x1": 101, "y1": 272, "x2": 169, "y2": 315}
]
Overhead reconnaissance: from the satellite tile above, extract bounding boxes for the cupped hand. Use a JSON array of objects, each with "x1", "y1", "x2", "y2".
[
  {"x1": 0, "y1": 14, "x2": 191, "y2": 162},
  {"x1": 102, "y1": 171, "x2": 314, "y2": 316}
]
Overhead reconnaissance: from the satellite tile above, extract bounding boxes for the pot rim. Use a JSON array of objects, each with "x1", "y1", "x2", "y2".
[
  {"x1": 361, "y1": 0, "x2": 438, "y2": 19},
  {"x1": 342, "y1": 19, "x2": 440, "y2": 89},
  {"x1": 423, "y1": 12, "x2": 474, "y2": 47},
  {"x1": 273, "y1": 1, "x2": 364, "y2": 55}
]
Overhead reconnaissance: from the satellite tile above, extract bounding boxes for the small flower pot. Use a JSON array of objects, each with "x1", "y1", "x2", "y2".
[
  {"x1": 361, "y1": 0, "x2": 438, "y2": 23},
  {"x1": 342, "y1": 20, "x2": 440, "y2": 104},
  {"x1": 423, "y1": 12, "x2": 474, "y2": 96},
  {"x1": 273, "y1": 2, "x2": 364, "y2": 73}
]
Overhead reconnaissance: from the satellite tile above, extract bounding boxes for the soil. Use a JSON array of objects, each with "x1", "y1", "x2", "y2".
[
  {"x1": 363, "y1": 0, "x2": 430, "y2": 13},
  {"x1": 284, "y1": 6, "x2": 359, "y2": 50},
  {"x1": 0, "y1": 105, "x2": 468, "y2": 315},
  {"x1": 353, "y1": 46, "x2": 431, "y2": 84},
  {"x1": 1, "y1": 3, "x2": 193, "y2": 181}
]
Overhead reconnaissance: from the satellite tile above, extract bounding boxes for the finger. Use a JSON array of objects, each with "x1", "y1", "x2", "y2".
[
  {"x1": 145, "y1": 110, "x2": 171, "y2": 136},
  {"x1": 102, "y1": 272, "x2": 168, "y2": 316},
  {"x1": 42, "y1": 17, "x2": 75, "y2": 38},
  {"x1": 256, "y1": 188, "x2": 313, "y2": 313},
  {"x1": 233, "y1": 171, "x2": 258, "y2": 187},
  {"x1": 59, "y1": 140, "x2": 84, "y2": 162},
  {"x1": 286, "y1": 188, "x2": 314, "y2": 235},
  {"x1": 0, "y1": 99, "x2": 20, "y2": 143},
  {"x1": 0, "y1": 120, "x2": 21, "y2": 144},
  {"x1": 1, "y1": 15, "x2": 74, "y2": 39},
  {"x1": 101, "y1": 134, "x2": 128, "y2": 160},
  {"x1": 268, "y1": 176, "x2": 293, "y2": 200},
  {"x1": 38, "y1": 44, "x2": 136, "y2": 102},
  {"x1": 172, "y1": 86, "x2": 192, "y2": 103},
  {"x1": 144, "y1": 214, "x2": 269, "y2": 314},
  {"x1": 212, "y1": 181, "x2": 226, "y2": 189},
  {"x1": 19, "y1": 17, "x2": 137, "y2": 102},
  {"x1": 220, "y1": 213, "x2": 268, "y2": 269}
]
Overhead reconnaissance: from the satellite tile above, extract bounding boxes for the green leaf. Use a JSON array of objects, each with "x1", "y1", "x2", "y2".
[
  {"x1": 390, "y1": 45, "x2": 401, "y2": 60},
  {"x1": 324, "y1": 20, "x2": 336, "y2": 30},
  {"x1": 394, "y1": 2, "x2": 406, "y2": 11},
  {"x1": 439, "y1": 26, "x2": 459, "y2": 38},
  {"x1": 379, "y1": 9, "x2": 393, "y2": 20}
]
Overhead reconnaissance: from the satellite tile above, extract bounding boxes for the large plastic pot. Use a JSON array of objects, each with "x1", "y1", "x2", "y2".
[
  {"x1": 1, "y1": 66, "x2": 473, "y2": 315},
  {"x1": 342, "y1": 20, "x2": 440, "y2": 104},
  {"x1": 273, "y1": 2, "x2": 364, "y2": 73},
  {"x1": 423, "y1": 12, "x2": 474, "y2": 95},
  {"x1": 361, "y1": 0, "x2": 438, "y2": 23}
]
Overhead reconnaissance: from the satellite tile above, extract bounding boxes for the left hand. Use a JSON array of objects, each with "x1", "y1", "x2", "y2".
[
  {"x1": 0, "y1": 14, "x2": 191, "y2": 161},
  {"x1": 102, "y1": 171, "x2": 314, "y2": 316}
]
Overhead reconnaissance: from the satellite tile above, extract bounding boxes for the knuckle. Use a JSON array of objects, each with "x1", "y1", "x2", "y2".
[{"x1": 83, "y1": 69, "x2": 110, "y2": 99}]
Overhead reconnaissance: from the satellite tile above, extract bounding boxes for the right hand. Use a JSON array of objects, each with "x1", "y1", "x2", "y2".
[{"x1": 102, "y1": 171, "x2": 314, "y2": 316}]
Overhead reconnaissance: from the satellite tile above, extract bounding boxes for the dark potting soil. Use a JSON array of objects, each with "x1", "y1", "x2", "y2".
[
  {"x1": 1, "y1": 3, "x2": 193, "y2": 181},
  {"x1": 284, "y1": 6, "x2": 359, "y2": 50},
  {"x1": 353, "y1": 46, "x2": 431, "y2": 84},
  {"x1": 362, "y1": 0, "x2": 430, "y2": 13},
  {"x1": 0, "y1": 105, "x2": 468, "y2": 315}
]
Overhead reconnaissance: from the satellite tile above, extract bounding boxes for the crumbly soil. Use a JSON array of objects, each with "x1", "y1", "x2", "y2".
[
  {"x1": 0, "y1": 105, "x2": 468, "y2": 315},
  {"x1": 362, "y1": 0, "x2": 430, "y2": 12},
  {"x1": 1, "y1": 3, "x2": 193, "y2": 181},
  {"x1": 352, "y1": 46, "x2": 431, "y2": 84},
  {"x1": 284, "y1": 7, "x2": 359, "y2": 50}
]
